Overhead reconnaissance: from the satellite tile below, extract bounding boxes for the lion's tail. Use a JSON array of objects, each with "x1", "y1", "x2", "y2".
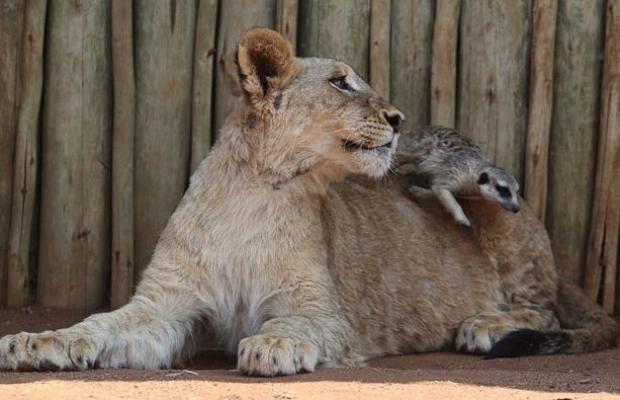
[{"x1": 485, "y1": 280, "x2": 619, "y2": 359}]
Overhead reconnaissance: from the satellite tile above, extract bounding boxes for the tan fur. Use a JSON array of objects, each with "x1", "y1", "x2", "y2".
[
  {"x1": 236, "y1": 28, "x2": 299, "y2": 117},
  {"x1": 0, "y1": 29, "x2": 615, "y2": 375}
]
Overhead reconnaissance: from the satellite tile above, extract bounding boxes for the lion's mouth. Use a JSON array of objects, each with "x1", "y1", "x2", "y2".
[{"x1": 342, "y1": 139, "x2": 393, "y2": 152}]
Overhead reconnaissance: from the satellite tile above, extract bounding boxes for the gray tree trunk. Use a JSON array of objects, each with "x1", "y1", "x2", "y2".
[
  {"x1": 547, "y1": 0, "x2": 605, "y2": 284},
  {"x1": 134, "y1": 0, "x2": 196, "y2": 282},
  {"x1": 38, "y1": 0, "x2": 112, "y2": 310}
]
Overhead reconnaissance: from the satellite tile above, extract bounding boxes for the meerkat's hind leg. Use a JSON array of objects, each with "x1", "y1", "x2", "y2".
[{"x1": 432, "y1": 187, "x2": 472, "y2": 228}]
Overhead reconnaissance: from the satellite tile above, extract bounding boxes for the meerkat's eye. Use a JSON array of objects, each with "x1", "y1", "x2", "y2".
[
  {"x1": 496, "y1": 185, "x2": 512, "y2": 198},
  {"x1": 477, "y1": 172, "x2": 489, "y2": 185},
  {"x1": 329, "y1": 76, "x2": 354, "y2": 92}
]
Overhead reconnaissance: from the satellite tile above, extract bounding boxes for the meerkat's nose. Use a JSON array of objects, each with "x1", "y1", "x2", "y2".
[{"x1": 511, "y1": 204, "x2": 520, "y2": 213}]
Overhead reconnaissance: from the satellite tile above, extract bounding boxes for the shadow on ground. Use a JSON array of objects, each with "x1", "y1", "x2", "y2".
[{"x1": 0, "y1": 308, "x2": 618, "y2": 396}]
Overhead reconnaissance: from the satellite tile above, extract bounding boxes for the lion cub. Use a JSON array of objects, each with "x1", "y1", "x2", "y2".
[{"x1": 396, "y1": 126, "x2": 520, "y2": 228}]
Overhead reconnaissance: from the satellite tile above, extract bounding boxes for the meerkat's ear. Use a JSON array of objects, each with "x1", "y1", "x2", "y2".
[{"x1": 235, "y1": 28, "x2": 298, "y2": 110}]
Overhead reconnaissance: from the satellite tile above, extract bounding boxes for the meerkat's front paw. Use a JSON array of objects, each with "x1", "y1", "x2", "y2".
[
  {"x1": 0, "y1": 331, "x2": 98, "y2": 371},
  {"x1": 456, "y1": 216, "x2": 472, "y2": 229},
  {"x1": 237, "y1": 334, "x2": 319, "y2": 376}
]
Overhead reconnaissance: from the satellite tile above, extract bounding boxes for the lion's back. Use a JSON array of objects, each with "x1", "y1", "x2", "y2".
[{"x1": 320, "y1": 175, "x2": 502, "y2": 356}]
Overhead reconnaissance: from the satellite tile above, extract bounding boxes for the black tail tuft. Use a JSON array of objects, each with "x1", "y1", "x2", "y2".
[
  {"x1": 485, "y1": 329, "x2": 572, "y2": 359},
  {"x1": 484, "y1": 329, "x2": 547, "y2": 359}
]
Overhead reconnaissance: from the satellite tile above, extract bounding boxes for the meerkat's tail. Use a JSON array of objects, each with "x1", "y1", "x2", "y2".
[{"x1": 485, "y1": 280, "x2": 619, "y2": 359}]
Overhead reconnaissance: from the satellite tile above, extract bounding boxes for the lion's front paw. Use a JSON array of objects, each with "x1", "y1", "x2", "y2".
[
  {"x1": 0, "y1": 331, "x2": 98, "y2": 371},
  {"x1": 237, "y1": 334, "x2": 319, "y2": 376},
  {"x1": 455, "y1": 316, "x2": 511, "y2": 354}
]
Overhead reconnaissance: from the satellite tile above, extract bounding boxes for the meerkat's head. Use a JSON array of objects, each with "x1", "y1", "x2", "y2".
[{"x1": 476, "y1": 167, "x2": 520, "y2": 212}]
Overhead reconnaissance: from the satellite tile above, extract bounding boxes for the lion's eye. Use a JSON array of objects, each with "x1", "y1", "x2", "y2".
[{"x1": 329, "y1": 76, "x2": 354, "y2": 92}]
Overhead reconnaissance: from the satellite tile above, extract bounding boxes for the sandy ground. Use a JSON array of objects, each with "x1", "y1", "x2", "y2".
[{"x1": 0, "y1": 308, "x2": 618, "y2": 400}]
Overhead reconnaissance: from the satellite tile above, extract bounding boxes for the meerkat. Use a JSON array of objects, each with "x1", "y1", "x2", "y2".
[{"x1": 395, "y1": 126, "x2": 520, "y2": 228}]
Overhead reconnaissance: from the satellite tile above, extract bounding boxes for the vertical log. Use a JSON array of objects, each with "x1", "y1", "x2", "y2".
[
  {"x1": 390, "y1": 0, "x2": 433, "y2": 131},
  {"x1": 298, "y1": 0, "x2": 371, "y2": 78},
  {"x1": 369, "y1": 0, "x2": 390, "y2": 98},
  {"x1": 524, "y1": 0, "x2": 557, "y2": 222},
  {"x1": 276, "y1": 0, "x2": 298, "y2": 53},
  {"x1": 430, "y1": 0, "x2": 460, "y2": 128},
  {"x1": 584, "y1": 0, "x2": 620, "y2": 314},
  {"x1": 214, "y1": 0, "x2": 276, "y2": 134},
  {"x1": 0, "y1": 0, "x2": 25, "y2": 305},
  {"x1": 134, "y1": 0, "x2": 196, "y2": 282},
  {"x1": 39, "y1": 0, "x2": 112, "y2": 310},
  {"x1": 191, "y1": 0, "x2": 218, "y2": 172},
  {"x1": 547, "y1": 0, "x2": 605, "y2": 284},
  {"x1": 6, "y1": 0, "x2": 45, "y2": 307},
  {"x1": 110, "y1": 0, "x2": 135, "y2": 309},
  {"x1": 458, "y1": 0, "x2": 530, "y2": 180}
]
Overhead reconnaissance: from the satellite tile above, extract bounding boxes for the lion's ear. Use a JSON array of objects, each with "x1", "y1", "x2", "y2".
[{"x1": 235, "y1": 28, "x2": 298, "y2": 107}]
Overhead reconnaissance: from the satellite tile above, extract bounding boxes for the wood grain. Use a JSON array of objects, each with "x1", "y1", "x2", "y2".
[
  {"x1": 524, "y1": 0, "x2": 557, "y2": 222},
  {"x1": 6, "y1": 0, "x2": 45, "y2": 307},
  {"x1": 458, "y1": 0, "x2": 530, "y2": 181},
  {"x1": 191, "y1": 0, "x2": 218, "y2": 172},
  {"x1": 0, "y1": 0, "x2": 25, "y2": 305},
  {"x1": 584, "y1": 0, "x2": 620, "y2": 314},
  {"x1": 214, "y1": 0, "x2": 276, "y2": 135},
  {"x1": 276, "y1": 0, "x2": 298, "y2": 53},
  {"x1": 430, "y1": 0, "x2": 460, "y2": 128},
  {"x1": 298, "y1": 0, "x2": 371, "y2": 78},
  {"x1": 390, "y1": 0, "x2": 433, "y2": 131},
  {"x1": 110, "y1": 0, "x2": 136, "y2": 309},
  {"x1": 369, "y1": 0, "x2": 390, "y2": 98},
  {"x1": 134, "y1": 0, "x2": 196, "y2": 282},
  {"x1": 38, "y1": 0, "x2": 112, "y2": 310},
  {"x1": 547, "y1": 0, "x2": 605, "y2": 284}
]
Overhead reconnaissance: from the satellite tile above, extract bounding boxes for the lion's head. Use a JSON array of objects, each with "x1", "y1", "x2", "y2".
[{"x1": 222, "y1": 28, "x2": 404, "y2": 187}]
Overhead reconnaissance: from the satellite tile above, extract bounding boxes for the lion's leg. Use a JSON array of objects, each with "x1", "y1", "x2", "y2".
[
  {"x1": 0, "y1": 267, "x2": 201, "y2": 371},
  {"x1": 455, "y1": 304, "x2": 559, "y2": 354},
  {"x1": 237, "y1": 317, "x2": 322, "y2": 376},
  {"x1": 236, "y1": 287, "x2": 355, "y2": 376}
]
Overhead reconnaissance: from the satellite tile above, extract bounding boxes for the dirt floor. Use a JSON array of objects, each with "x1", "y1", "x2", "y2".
[{"x1": 0, "y1": 308, "x2": 618, "y2": 400}]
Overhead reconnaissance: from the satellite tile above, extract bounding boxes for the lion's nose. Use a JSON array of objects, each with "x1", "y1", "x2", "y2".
[{"x1": 382, "y1": 110, "x2": 404, "y2": 130}]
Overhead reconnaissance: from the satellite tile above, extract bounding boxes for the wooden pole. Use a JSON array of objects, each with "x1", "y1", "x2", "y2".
[
  {"x1": 6, "y1": 0, "x2": 45, "y2": 307},
  {"x1": 190, "y1": 0, "x2": 218, "y2": 173},
  {"x1": 0, "y1": 0, "x2": 25, "y2": 305},
  {"x1": 458, "y1": 0, "x2": 530, "y2": 181},
  {"x1": 39, "y1": 0, "x2": 112, "y2": 310},
  {"x1": 547, "y1": 0, "x2": 605, "y2": 284},
  {"x1": 110, "y1": 0, "x2": 135, "y2": 309},
  {"x1": 134, "y1": 0, "x2": 196, "y2": 282},
  {"x1": 390, "y1": 0, "x2": 433, "y2": 131},
  {"x1": 214, "y1": 0, "x2": 276, "y2": 135},
  {"x1": 430, "y1": 0, "x2": 460, "y2": 128},
  {"x1": 524, "y1": 0, "x2": 557, "y2": 222},
  {"x1": 298, "y1": 0, "x2": 371, "y2": 79},
  {"x1": 369, "y1": 0, "x2": 390, "y2": 99},
  {"x1": 584, "y1": 0, "x2": 620, "y2": 314},
  {"x1": 276, "y1": 0, "x2": 298, "y2": 54}
]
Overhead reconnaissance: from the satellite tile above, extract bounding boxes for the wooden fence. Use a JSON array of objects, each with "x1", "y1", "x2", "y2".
[{"x1": 0, "y1": 0, "x2": 618, "y2": 314}]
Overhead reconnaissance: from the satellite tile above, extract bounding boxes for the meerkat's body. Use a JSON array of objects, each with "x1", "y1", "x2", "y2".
[{"x1": 396, "y1": 126, "x2": 520, "y2": 227}]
